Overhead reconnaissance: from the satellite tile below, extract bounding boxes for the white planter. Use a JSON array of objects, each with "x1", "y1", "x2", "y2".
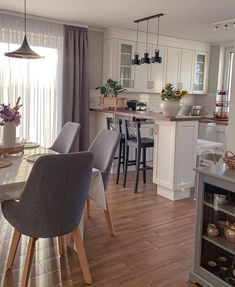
[
  {"x1": 160, "y1": 100, "x2": 182, "y2": 118},
  {"x1": 3, "y1": 122, "x2": 16, "y2": 147}
]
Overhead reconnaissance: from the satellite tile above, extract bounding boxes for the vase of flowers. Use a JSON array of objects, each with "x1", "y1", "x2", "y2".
[
  {"x1": 160, "y1": 83, "x2": 188, "y2": 117},
  {"x1": 0, "y1": 97, "x2": 22, "y2": 147}
]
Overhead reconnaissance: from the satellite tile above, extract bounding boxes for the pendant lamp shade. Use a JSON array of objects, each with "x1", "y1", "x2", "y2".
[
  {"x1": 4, "y1": 0, "x2": 44, "y2": 59},
  {"x1": 141, "y1": 20, "x2": 150, "y2": 64},
  {"x1": 151, "y1": 15, "x2": 163, "y2": 64},
  {"x1": 152, "y1": 49, "x2": 162, "y2": 63},
  {"x1": 132, "y1": 23, "x2": 140, "y2": 65},
  {"x1": 5, "y1": 36, "x2": 43, "y2": 59}
]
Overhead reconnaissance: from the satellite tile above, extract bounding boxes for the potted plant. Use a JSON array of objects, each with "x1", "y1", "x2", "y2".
[
  {"x1": 96, "y1": 79, "x2": 127, "y2": 109},
  {"x1": 0, "y1": 97, "x2": 22, "y2": 147},
  {"x1": 160, "y1": 83, "x2": 188, "y2": 117}
]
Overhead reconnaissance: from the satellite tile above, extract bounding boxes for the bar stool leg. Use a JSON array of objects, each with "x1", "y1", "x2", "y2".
[
  {"x1": 122, "y1": 142, "x2": 125, "y2": 174},
  {"x1": 116, "y1": 141, "x2": 122, "y2": 184},
  {"x1": 123, "y1": 145, "x2": 129, "y2": 187},
  {"x1": 143, "y1": 148, "x2": 146, "y2": 183},
  {"x1": 134, "y1": 147, "x2": 141, "y2": 193}
]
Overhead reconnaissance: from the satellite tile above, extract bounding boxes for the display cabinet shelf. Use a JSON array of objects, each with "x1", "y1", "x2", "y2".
[
  {"x1": 203, "y1": 234, "x2": 235, "y2": 256},
  {"x1": 203, "y1": 200, "x2": 235, "y2": 218}
]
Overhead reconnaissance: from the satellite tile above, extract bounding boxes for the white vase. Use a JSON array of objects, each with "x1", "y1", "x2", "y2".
[
  {"x1": 3, "y1": 122, "x2": 16, "y2": 147},
  {"x1": 160, "y1": 100, "x2": 182, "y2": 118}
]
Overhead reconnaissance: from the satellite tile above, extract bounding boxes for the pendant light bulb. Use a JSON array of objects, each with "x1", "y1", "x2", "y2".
[{"x1": 5, "y1": 0, "x2": 44, "y2": 59}]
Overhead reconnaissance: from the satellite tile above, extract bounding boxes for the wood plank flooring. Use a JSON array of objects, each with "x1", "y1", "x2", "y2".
[{"x1": 0, "y1": 173, "x2": 198, "y2": 286}]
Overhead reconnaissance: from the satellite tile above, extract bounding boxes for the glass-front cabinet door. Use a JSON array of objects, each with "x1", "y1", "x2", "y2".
[
  {"x1": 118, "y1": 40, "x2": 135, "y2": 92},
  {"x1": 193, "y1": 51, "x2": 208, "y2": 94},
  {"x1": 200, "y1": 182, "x2": 235, "y2": 286}
]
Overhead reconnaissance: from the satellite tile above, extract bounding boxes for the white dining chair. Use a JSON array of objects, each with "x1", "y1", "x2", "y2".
[{"x1": 50, "y1": 122, "x2": 80, "y2": 153}]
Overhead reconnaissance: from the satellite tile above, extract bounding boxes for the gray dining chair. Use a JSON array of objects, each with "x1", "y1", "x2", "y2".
[
  {"x1": 1, "y1": 152, "x2": 93, "y2": 287},
  {"x1": 50, "y1": 121, "x2": 80, "y2": 153},
  {"x1": 87, "y1": 129, "x2": 121, "y2": 235}
]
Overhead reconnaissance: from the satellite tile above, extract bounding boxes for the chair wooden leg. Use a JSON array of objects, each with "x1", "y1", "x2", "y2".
[
  {"x1": 104, "y1": 197, "x2": 115, "y2": 236},
  {"x1": 72, "y1": 228, "x2": 92, "y2": 285},
  {"x1": 22, "y1": 237, "x2": 37, "y2": 287},
  {"x1": 86, "y1": 198, "x2": 91, "y2": 218},
  {"x1": 6, "y1": 229, "x2": 21, "y2": 270},
  {"x1": 58, "y1": 236, "x2": 64, "y2": 256}
]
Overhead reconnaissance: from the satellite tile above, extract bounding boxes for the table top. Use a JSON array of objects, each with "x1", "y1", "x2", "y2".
[
  {"x1": 0, "y1": 147, "x2": 54, "y2": 188},
  {"x1": 90, "y1": 108, "x2": 203, "y2": 121}
]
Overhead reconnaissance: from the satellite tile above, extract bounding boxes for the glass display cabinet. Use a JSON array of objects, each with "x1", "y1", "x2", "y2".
[{"x1": 190, "y1": 164, "x2": 235, "y2": 287}]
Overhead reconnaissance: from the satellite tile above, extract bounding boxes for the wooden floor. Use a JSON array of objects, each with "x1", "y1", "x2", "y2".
[{"x1": 0, "y1": 173, "x2": 198, "y2": 287}]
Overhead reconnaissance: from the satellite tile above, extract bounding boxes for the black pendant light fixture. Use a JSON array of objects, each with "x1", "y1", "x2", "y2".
[
  {"x1": 152, "y1": 14, "x2": 164, "y2": 64},
  {"x1": 133, "y1": 13, "x2": 164, "y2": 67},
  {"x1": 5, "y1": 0, "x2": 44, "y2": 59},
  {"x1": 132, "y1": 22, "x2": 140, "y2": 65},
  {"x1": 141, "y1": 20, "x2": 150, "y2": 64}
]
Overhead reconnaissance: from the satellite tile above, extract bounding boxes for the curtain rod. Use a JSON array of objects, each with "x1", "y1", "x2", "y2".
[{"x1": 0, "y1": 9, "x2": 88, "y2": 29}]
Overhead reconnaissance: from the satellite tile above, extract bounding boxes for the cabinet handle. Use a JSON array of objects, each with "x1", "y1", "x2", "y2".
[
  {"x1": 151, "y1": 81, "x2": 154, "y2": 89},
  {"x1": 154, "y1": 124, "x2": 158, "y2": 135},
  {"x1": 131, "y1": 80, "x2": 134, "y2": 88}
]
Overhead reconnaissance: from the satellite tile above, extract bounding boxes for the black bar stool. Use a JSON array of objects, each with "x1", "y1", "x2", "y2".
[
  {"x1": 107, "y1": 117, "x2": 125, "y2": 184},
  {"x1": 123, "y1": 119, "x2": 154, "y2": 193}
]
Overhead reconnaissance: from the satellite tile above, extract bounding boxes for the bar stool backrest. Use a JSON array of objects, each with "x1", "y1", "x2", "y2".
[
  {"x1": 107, "y1": 117, "x2": 123, "y2": 134},
  {"x1": 125, "y1": 120, "x2": 141, "y2": 144}
]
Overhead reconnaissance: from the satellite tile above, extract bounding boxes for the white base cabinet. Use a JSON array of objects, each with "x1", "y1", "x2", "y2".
[{"x1": 153, "y1": 120, "x2": 198, "y2": 201}]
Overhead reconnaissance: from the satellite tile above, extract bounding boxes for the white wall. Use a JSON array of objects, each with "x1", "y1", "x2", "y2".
[{"x1": 227, "y1": 42, "x2": 235, "y2": 152}]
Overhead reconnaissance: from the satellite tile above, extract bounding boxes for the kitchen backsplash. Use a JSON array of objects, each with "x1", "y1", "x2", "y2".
[{"x1": 89, "y1": 89, "x2": 196, "y2": 113}]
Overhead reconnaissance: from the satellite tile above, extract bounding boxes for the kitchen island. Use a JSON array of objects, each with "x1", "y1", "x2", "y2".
[{"x1": 90, "y1": 108, "x2": 201, "y2": 201}]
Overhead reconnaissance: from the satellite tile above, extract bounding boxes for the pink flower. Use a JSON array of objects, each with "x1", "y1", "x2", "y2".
[{"x1": 12, "y1": 112, "x2": 21, "y2": 127}]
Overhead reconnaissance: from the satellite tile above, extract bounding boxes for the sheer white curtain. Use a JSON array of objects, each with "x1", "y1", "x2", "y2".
[{"x1": 0, "y1": 14, "x2": 63, "y2": 147}]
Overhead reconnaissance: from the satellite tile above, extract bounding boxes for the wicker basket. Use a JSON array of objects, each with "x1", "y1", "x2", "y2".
[
  {"x1": 223, "y1": 151, "x2": 235, "y2": 169},
  {"x1": 100, "y1": 97, "x2": 127, "y2": 109}
]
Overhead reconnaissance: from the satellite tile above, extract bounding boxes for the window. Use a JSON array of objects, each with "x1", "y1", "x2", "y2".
[
  {"x1": 223, "y1": 47, "x2": 234, "y2": 105},
  {"x1": 0, "y1": 14, "x2": 63, "y2": 147}
]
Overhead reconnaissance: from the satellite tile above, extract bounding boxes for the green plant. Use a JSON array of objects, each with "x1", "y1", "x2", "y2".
[
  {"x1": 96, "y1": 79, "x2": 126, "y2": 97},
  {"x1": 161, "y1": 83, "x2": 188, "y2": 101}
]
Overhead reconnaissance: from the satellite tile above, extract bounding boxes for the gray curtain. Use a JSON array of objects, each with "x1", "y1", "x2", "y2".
[{"x1": 62, "y1": 25, "x2": 89, "y2": 151}]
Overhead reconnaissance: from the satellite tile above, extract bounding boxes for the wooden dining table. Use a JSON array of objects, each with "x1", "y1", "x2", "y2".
[{"x1": 0, "y1": 145, "x2": 107, "y2": 239}]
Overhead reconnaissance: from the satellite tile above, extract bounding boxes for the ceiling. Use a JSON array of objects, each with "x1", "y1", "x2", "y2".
[{"x1": 1, "y1": 0, "x2": 235, "y2": 43}]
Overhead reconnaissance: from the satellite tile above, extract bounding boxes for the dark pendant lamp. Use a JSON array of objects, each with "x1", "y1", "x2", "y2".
[
  {"x1": 5, "y1": 0, "x2": 44, "y2": 59},
  {"x1": 152, "y1": 14, "x2": 164, "y2": 64},
  {"x1": 141, "y1": 20, "x2": 150, "y2": 64},
  {"x1": 132, "y1": 22, "x2": 140, "y2": 65}
]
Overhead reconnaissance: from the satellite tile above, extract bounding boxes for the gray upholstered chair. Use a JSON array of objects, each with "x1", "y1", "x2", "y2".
[
  {"x1": 1, "y1": 152, "x2": 93, "y2": 287},
  {"x1": 87, "y1": 129, "x2": 121, "y2": 235},
  {"x1": 50, "y1": 121, "x2": 80, "y2": 153}
]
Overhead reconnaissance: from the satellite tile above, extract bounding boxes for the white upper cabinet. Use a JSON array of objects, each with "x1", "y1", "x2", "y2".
[
  {"x1": 193, "y1": 51, "x2": 209, "y2": 94},
  {"x1": 118, "y1": 40, "x2": 135, "y2": 92},
  {"x1": 180, "y1": 49, "x2": 195, "y2": 93},
  {"x1": 103, "y1": 27, "x2": 210, "y2": 95},
  {"x1": 165, "y1": 47, "x2": 181, "y2": 86},
  {"x1": 149, "y1": 45, "x2": 167, "y2": 93}
]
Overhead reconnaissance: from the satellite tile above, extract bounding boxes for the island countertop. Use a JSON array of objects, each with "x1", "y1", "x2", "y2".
[{"x1": 90, "y1": 108, "x2": 202, "y2": 121}]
